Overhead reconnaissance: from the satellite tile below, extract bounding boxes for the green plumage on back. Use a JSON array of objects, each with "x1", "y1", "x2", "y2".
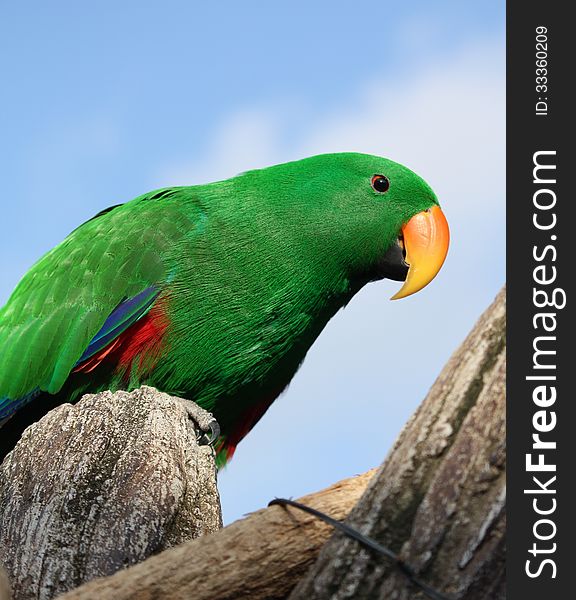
[
  {"x1": 0, "y1": 153, "x2": 448, "y2": 464},
  {"x1": 0, "y1": 189, "x2": 195, "y2": 397}
]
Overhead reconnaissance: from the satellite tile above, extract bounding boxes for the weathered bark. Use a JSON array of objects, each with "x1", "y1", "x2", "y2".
[
  {"x1": 0, "y1": 568, "x2": 11, "y2": 600},
  {"x1": 57, "y1": 469, "x2": 376, "y2": 600},
  {"x1": 0, "y1": 386, "x2": 221, "y2": 600},
  {"x1": 290, "y1": 287, "x2": 506, "y2": 600}
]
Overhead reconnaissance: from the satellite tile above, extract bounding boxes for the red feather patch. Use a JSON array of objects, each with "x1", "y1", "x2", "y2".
[
  {"x1": 217, "y1": 385, "x2": 286, "y2": 464},
  {"x1": 73, "y1": 303, "x2": 169, "y2": 379}
]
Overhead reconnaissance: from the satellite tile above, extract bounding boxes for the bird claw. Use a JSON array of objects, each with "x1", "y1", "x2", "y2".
[
  {"x1": 196, "y1": 419, "x2": 221, "y2": 447},
  {"x1": 178, "y1": 398, "x2": 221, "y2": 447}
]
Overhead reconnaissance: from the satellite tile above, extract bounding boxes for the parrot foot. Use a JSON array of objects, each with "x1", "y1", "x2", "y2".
[{"x1": 178, "y1": 399, "x2": 221, "y2": 447}]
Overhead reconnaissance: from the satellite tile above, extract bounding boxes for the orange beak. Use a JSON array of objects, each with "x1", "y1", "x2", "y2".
[{"x1": 391, "y1": 205, "x2": 450, "y2": 300}]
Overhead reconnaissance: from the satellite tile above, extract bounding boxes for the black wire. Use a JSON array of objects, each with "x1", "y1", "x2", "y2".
[{"x1": 268, "y1": 497, "x2": 453, "y2": 600}]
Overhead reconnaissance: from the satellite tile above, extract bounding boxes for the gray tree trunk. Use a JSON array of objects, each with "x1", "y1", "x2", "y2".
[
  {"x1": 0, "y1": 386, "x2": 222, "y2": 600},
  {"x1": 289, "y1": 287, "x2": 506, "y2": 600}
]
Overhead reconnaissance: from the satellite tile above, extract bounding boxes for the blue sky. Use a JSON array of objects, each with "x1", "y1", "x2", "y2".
[{"x1": 0, "y1": 2, "x2": 505, "y2": 523}]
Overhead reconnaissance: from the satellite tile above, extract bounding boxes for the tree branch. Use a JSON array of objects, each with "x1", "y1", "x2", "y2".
[
  {"x1": 58, "y1": 469, "x2": 376, "y2": 600},
  {"x1": 290, "y1": 287, "x2": 506, "y2": 599}
]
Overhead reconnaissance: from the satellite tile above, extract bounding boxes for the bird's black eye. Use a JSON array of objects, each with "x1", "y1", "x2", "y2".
[{"x1": 371, "y1": 174, "x2": 390, "y2": 193}]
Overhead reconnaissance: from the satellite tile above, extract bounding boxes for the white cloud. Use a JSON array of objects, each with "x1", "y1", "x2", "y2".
[
  {"x1": 157, "y1": 39, "x2": 504, "y2": 211},
  {"x1": 160, "y1": 110, "x2": 282, "y2": 186}
]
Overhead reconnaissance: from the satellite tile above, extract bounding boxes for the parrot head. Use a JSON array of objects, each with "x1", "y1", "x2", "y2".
[{"x1": 233, "y1": 152, "x2": 449, "y2": 299}]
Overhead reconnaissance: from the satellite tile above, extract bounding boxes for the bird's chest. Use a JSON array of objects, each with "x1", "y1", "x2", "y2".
[{"x1": 158, "y1": 277, "x2": 347, "y2": 410}]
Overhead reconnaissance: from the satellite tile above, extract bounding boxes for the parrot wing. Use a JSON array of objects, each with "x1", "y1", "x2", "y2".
[{"x1": 0, "y1": 187, "x2": 198, "y2": 420}]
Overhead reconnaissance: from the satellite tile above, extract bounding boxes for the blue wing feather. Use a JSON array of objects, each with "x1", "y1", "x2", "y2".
[
  {"x1": 0, "y1": 389, "x2": 41, "y2": 422},
  {"x1": 75, "y1": 285, "x2": 160, "y2": 365}
]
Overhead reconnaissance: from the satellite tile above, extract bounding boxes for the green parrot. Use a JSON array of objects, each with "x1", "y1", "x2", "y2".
[{"x1": 0, "y1": 153, "x2": 449, "y2": 466}]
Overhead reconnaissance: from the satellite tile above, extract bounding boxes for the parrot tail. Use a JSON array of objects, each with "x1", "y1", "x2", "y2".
[{"x1": 0, "y1": 389, "x2": 41, "y2": 425}]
